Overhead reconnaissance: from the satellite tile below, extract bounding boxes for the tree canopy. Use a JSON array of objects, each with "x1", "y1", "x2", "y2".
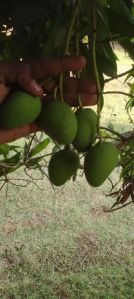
[{"x1": 0, "y1": 0, "x2": 134, "y2": 211}]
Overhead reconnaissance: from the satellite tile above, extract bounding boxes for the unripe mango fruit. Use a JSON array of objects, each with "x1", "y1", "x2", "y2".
[
  {"x1": 0, "y1": 91, "x2": 41, "y2": 129},
  {"x1": 38, "y1": 101, "x2": 77, "y2": 145},
  {"x1": 84, "y1": 141, "x2": 119, "y2": 187},
  {"x1": 48, "y1": 150, "x2": 79, "y2": 186},
  {"x1": 73, "y1": 108, "x2": 97, "y2": 152}
]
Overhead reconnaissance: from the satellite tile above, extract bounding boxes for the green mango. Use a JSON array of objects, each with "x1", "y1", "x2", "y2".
[
  {"x1": 48, "y1": 150, "x2": 79, "y2": 186},
  {"x1": 84, "y1": 141, "x2": 119, "y2": 187},
  {"x1": 38, "y1": 100, "x2": 77, "y2": 145},
  {"x1": 0, "y1": 91, "x2": 41, "y2": 129},
  {"x1": 73, "y1": 108, "x2": 97, "y2": 152}
]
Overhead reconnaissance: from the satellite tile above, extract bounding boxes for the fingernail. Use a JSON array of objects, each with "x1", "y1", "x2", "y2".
[{"x1": 31, "y1": 80, "x2": 43, "y2": 93}]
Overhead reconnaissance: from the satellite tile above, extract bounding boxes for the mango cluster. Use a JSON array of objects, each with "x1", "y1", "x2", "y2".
[
  {"x1": 37, "y1": 99, "x2": 119, "y2": 187},
  {"x1": 0, "y1": 91, "x2": 119, "y2": 187}
]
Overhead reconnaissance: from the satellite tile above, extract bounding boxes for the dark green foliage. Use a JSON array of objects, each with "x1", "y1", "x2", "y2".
[
  {"x1": 0, "y1": 0, "x2": 133, "y2": 207},
  {"x1": 119, "y1": 38, "x2": 134, "y2": 60},
  {"x1": 0, "y1": 1, "x2": 61, "y2": 26},
  {"x1": 28, "y1": 138, "x2": 50, "y2": 158},
  {"x1": 0, "y1": 0, "x2": 133, "y2": 65}
]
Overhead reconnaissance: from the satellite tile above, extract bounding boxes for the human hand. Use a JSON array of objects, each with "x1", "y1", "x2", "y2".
[{"x1": 0, "y1": 56, "x2": 97, "y2": 144}]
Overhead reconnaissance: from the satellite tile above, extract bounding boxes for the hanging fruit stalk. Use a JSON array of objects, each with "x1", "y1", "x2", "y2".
[{"x1": 91, "y1": 0, "x2": 102, "y2": 142}]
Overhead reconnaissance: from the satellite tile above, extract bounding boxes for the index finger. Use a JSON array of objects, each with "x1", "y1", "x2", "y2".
[
  {"x1": 0, "y1": 83, "x2": 10, "y2": 104},
  {"x1": 29, "y1": 55, "x2": 86, "y2": 80}
]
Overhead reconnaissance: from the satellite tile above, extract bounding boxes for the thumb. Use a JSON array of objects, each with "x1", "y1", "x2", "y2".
[
  {"x1": 5, "y1": 62, "x2": 43, "y2": 96},
  {"x1": 17, "y1": 73, "x2": 43, "y2": 96}
]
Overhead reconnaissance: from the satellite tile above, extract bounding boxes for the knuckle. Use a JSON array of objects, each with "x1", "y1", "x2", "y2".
[{"x1": 17, "y1": 63, "x2": 31, "y2": 85}]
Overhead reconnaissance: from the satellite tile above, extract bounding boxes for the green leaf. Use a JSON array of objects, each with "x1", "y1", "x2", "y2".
[
  {"x1": 100, "y1": 129, "x2": 111, "y2": 138},
  {"x1": 126, "y1": 97, "x2": 134, "y2": 111},
  {"x1": 0, "y1": 144, "x2": 10, "y2": 158},
  {"x1": 107, "y1": 9, "x2": 134, "y2": 36},
  {"x1": 123, "y1": 0, "x2": 134, "y2": 11},
  {"x1": 0, "y1": 144, "x2": 20, "y2": 158},
  {"x1": 102, "y1": 42, "x2": 118, "y2": 61},
  {"x1": 129, "y1": 82, "x2": 134, "y2": 93},
  {"x1": 96, "y1": 6, "x2": 111, "y2": 40},
  {"x1": 108, "y1": 0, "x2": 133, "y2": 21},
  {"x1": 0, "y1": 1, "x2": 62, "y2": 27},
  {"x1": 124, "y1": 69, "x2": 134, "y2": 83},
  {"x1": 28, "y1": 138, "x2": 50, "y2": 157},
  {"x1": 97, "y1": 0, "x2": 108, "y2": 7},
  {"x1": 0, "y1": 153, "x2": 21, "y2": 177},
  {"x1": 97, "y1": 53, "x2": 117, "y2": 77},
  {"x1": 108, "y1": 122, "x2": 115, "y2": 131},
  {"x1": 119, "y1": 38, "x2": 134, "y2": 60},
  {"x1": 42, "y1": 12, "x2": 67, "y2": 57},
  {"x1": 4, "y1": 152, "x2": 21, "y2": 164},
  {"x1": 97, "y1": 42, "x2": 118, "y2": 78},
  {"x1": 86, "y1": 4, "x2": 111, "y2": 41}
]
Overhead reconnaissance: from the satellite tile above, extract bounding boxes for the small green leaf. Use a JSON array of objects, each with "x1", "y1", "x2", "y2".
[
  {"x1": 0, "y1": 144, "x2": 10, "y2": 158},
  {"x1": 8, "y1": 145, "x2": 20, "y2": 152},
  {"x1": 108, "y1": 122, "x2": 115, "y2": 131},
  {"x1": 4, "y1": 152, "x2": 21, "y2": 164},
  {"x1": 124, "y1": 69, "x2": 134, "y2": 83},
  {"x1": 97, "y1": 0, "x2": 108, "y2": 7},
  {"x1": 125, "y1": 97, "x2": 134, "y2": 111},
  {"x1": 28, "y1": 138, "x2": 50, "y2": 157},
  {"x1": 0, "y1": 152, "x2": 21, "y2": 177},
  {"x1": 100, "y1": 130, "x2": 111, "y2": 138}
]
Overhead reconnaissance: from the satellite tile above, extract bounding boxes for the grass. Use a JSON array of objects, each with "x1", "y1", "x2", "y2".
[
  {"x1": 102, "y1": 47, "x2": 134, "y2": 133},
  {"x1": 0, "y1": 48, "x2": 134, "y2": 298}
]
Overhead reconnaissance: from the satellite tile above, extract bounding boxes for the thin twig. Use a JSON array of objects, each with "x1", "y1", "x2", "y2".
[
  {"x1": 97, "y1": 32, "x2": 134, "y2": 43},
  {"x1": 103, "y1": 91, "x2": 134, "y2": 98},
  {"x1": 100, "y1": 126, "x2": 125, "y2": 140},
  {"x1": 104, "y1": 67, "x2": 134, "y2": 83},
  {"x1": 104, "y1": 201, "x2": 133, "y2": 213},
  {"x1": 91, "y1": 0, "x2": 102, "y2": 141}
]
